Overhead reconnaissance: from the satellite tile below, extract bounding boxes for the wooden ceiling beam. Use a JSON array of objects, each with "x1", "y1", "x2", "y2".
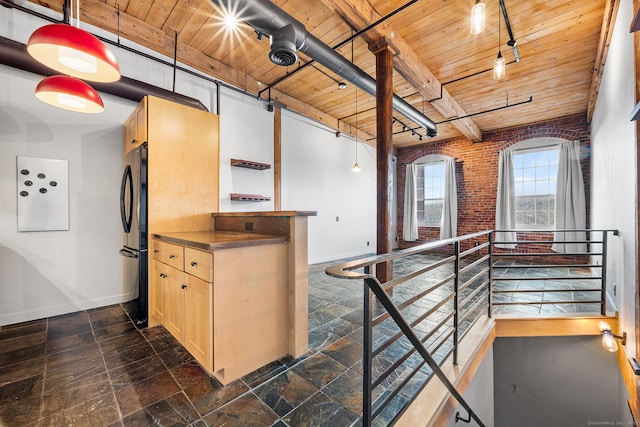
[{"x1": 321, "y1": 0, "x2": 483, "y2": 142}]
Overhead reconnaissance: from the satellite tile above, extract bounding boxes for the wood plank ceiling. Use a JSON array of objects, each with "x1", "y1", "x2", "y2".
[{"x1": 25, "y1": 0, "x2": 607, "y2": 147}]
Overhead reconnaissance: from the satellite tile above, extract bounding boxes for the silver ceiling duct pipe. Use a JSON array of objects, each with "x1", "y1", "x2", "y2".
[{"x1": 211, "y1": 0, "x2": 437, "y2": 136}]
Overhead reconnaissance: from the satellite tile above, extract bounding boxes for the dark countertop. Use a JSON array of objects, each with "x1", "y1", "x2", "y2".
[
  {"x1": 211, "y1": 210, "x2": 317, "y2": 217},
  {"x1": 152, "y1": 231, "x2": 288, "y2": 251}
]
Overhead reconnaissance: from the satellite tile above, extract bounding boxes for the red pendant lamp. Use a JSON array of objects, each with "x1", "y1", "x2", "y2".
[
  {"x1": 34, "y1": 75, "x2": 104, "y2": 114},
  {"x1": 27, "y1": 23, "x2": 120, "y2": 83}
]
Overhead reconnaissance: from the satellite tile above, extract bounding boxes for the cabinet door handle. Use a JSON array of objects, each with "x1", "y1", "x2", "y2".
[
  {"x1": 159, "y1": 273, "x2": 167, "y2": 278},
  {"x1": 181, "y1": 284, "x2": 187, "y2": 289},
  {"x1": 154, "y1": 249, "x2": 159, "y2": 254},
  {"x1": 131, "y1": 139, "x2": 137, "y2": 144},
  {"x1": 190, "y1": 261, "x2": 197, "y2": 267},
  {"x1": 169, "y1": 254, "x2": 175, "y2": 259}
]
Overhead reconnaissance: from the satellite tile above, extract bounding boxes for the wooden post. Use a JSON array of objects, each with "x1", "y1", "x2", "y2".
[
  {"x1": 372, "y1": 40, "x2": 394, "y2": 283},
  {"x1": 274, "y1": 106, "x2": 282, "y2": 210}
]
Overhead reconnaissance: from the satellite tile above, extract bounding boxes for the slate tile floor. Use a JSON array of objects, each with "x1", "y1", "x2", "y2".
[{"x1": 0, "y1": 256, "x2": 602, "y2": 426}]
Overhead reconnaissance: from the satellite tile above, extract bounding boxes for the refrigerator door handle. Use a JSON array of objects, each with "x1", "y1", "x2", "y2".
[{"x1": 120, "y1": 164, "x2": 133, "y2": 233}]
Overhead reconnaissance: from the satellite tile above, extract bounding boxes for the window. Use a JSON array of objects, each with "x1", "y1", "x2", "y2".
[
  {"x1": 417, "y1": 161, "x2": 445, "y2": 225},
  {"x1": 513, "y1": 147, "x2": 559, "y2": 228}
]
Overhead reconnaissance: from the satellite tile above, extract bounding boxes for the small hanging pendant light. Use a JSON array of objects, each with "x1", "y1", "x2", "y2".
[
  {"x1": 28, "y1": 23, "x2": 120, "y2": 83},
  {"x1": 352, "y1": 141, "x2": 362, "y2": 172},
  {"x1": 35, "y1": 75, "x2": 105, "y2": 114},
  {"x1": 351, "y1": 33, "x2": 362, "y2": 173},
  {"x1": 493, "y1": 51, "x2": 506, "y2": 80},
  {"x1": 470, "y1": 0, "x2": 486, "y2": 34},
  {"x1": 493, "y1": 5, "x2": 506, "y2": 80}
]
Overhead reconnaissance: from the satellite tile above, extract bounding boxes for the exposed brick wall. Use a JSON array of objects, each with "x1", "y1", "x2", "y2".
[{"x1": 396, "y1": 114, "x2": 591, "y2": 253}]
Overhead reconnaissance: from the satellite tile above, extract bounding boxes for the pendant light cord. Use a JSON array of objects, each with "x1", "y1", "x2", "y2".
[{"x1": 352, "y1": 30, "x2": 358, "y2": 161}]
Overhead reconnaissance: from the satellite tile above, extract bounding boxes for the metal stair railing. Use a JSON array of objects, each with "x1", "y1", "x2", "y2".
[
  {"x1": 327, "y1": 230, "x2": 491, "y2": 426},
  {"x1": 326, "y1": 228, "x2": 619, "y2": 425}
]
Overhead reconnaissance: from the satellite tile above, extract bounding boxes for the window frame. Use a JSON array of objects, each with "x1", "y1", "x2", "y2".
[
  {"x1": 512, "y1": 144, "x2": 560, "y2": 230},
  {"x1": 415, "y1": 157, "x2": 447, "y2": 227}
]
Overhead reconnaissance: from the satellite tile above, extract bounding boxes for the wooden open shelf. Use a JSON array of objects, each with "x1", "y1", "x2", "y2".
[
  {"x1": 230, "y1": 158, "x2": 271, "y2": 170},
  {"x1": 230, "y1": 193, "x2": 272, "y2": 202}
]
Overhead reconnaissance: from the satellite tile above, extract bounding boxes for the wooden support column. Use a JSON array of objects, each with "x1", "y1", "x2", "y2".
[
  {"x1": 274, "y1": 107, "x2": 282, "y2": 210},
  {"x1": 372, "y1": 40, "x2": 394, "y2": 283}
]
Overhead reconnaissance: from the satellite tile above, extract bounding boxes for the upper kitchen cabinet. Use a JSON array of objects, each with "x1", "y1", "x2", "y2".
[
  {"x1": 124, "y1": 96, "x2": 220, "y2": 237},
  {"x1": 123, "y1": 98, "x2": 147, "y2": 155}
]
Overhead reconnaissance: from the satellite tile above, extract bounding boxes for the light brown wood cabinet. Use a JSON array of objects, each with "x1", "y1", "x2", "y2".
[
  {"x1": 151, "y1": 240, "x2": 213, "y2": 371},
  {"x1": 123, "y1": 95, "x2": 219, "y2": 329},
  {"x1": 123, "y1": 98, "x2": 147, "y2": 155}
]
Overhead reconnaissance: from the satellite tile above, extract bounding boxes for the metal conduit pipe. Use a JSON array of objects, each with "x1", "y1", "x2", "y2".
[
  {"x1": 0, "y1": 36, "x2": 209, "y2": 111},
  {"x1": 211, "y1": 0, "x2": 437, "y2": 136}
]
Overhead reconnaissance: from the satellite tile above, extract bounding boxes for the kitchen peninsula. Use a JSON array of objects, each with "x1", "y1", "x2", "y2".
[{"x1": 150, "y1": 211, "x2": 315, "y2": 385}]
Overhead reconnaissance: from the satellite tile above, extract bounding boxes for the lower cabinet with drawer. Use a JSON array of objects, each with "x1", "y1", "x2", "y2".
[
  {"x1": 150, "y1": 240, "x2": 213, "y2": 373},
  {"x1": 150, "y1": 234, "x2": 291, "y2": 385}
]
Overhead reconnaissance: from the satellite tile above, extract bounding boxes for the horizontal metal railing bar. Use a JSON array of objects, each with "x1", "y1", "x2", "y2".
[
  {"x1": 459, "y1": 292, "x2": 489, "y2": 325},
  {"x1": 492, "y1": 252, "x2": 600, "y2": 257},
  {"x1": 493, "y1": 288, "x2": 601, "y2": 294},
  {"x1": 459, "y1": 268, "x2": 490, "y2": 293},
  {"x1": 493, "y1": 300, "x2": 600, "y2": 306},
  {"x1": 493, "y1": 240, "x2": 603, "y2": 245},
  {"x1": 373, "y1": 297, "x2": 455, "y2": 356},
  {"x1": 372, "y1": 287, "x2": 455, "y2": 327},
  {"x1": 492, "y1": 264, "x2": 602, "y2": 269},
  {"x1": 459, "y1": 309, "x2": 488, "y2": 343},
  {"x1": 372, "y1": 325, "x2": 455, "y2": 390},
  {"x1": 494, "y1": 229, "x2": 616, "y2": 233},
  {"x1": 326, "y1": 230, "x2": 493, "y2": 280},
  {"x1": 460, "y1": 281, "x2": 490, "y2": 309},
  {"x1": 460, "y1": 243, "x2": 490, "y2": 258},
  {"x1": 372, "y1": 359, "x2": 430, "y2": 420},
  {"x1": 377, "y1": 273, "x2": 456, "y2": 324},
  {"x1": 459, "y1": 254, "x2": 490, "y2": 276},
  {"x1": 380, "y1": 255, "x2": 456, "y2": 292},
  {"x1": 493, "y1": 276, "x2": 602, "y2": 281}
]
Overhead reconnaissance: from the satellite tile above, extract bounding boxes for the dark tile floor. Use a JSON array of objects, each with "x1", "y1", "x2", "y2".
[
  {"x1": 0, "y1": 262, "x2": 369, "y2": 427},
  {"x1": 0, "y1": 255, "x2": 603, "y2": 426}
]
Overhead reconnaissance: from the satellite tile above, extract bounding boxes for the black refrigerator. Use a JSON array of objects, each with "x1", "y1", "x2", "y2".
[{"x1": 119, "y1": 143, "x2": 148, "y2": 327}]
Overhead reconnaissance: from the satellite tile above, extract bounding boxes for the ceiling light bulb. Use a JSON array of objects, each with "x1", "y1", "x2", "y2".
[
  {"x1": 352, "y1": 162, "x2": 362, "y2": 172},
  {"x1": 338, "y1": 82, "x2": 347, "y2": 90},
  {"x1": 493, "y1": 51, "x2": 506, "y2": 80},
  {"x1": 470, "y1": 0, "x2": 486, "y2": 35}
]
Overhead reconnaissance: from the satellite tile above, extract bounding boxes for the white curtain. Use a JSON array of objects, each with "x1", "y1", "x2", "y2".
[
  {"x1": 495, "y1": 148, "x2": 517, "y2": 248},
  {"x1": 440, "y1": 157, "x2": 457, "y2": 239},
  {"x1": 552, "y1": 140, "x2": 586, "y2": 253},
  {"x1": 403, "y1": 163, "x2": 419, "y2": 241}
]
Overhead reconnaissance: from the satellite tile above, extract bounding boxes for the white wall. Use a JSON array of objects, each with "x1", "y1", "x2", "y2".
[
  {"x1": 0, "y1": 64, "x2": 132, "y2": 324},
  {"x1": 494, "y1": 336, "x2": 629, "y2": 427},
  {"x1": 281, "y1": 110, "x2": 376, "y2": 263},
  {"x1": 218, "y1": 88, "x2": 275, "y2": 212},
  {"x1": 446, "y1": 347, "x2": 494, "y2": 427},
  {"x1": 0, "y1": 4, "x2": 376, "y2": 324},
  {"x1": 590, "y1": 0, "x2": 637, "y2": 355}
]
